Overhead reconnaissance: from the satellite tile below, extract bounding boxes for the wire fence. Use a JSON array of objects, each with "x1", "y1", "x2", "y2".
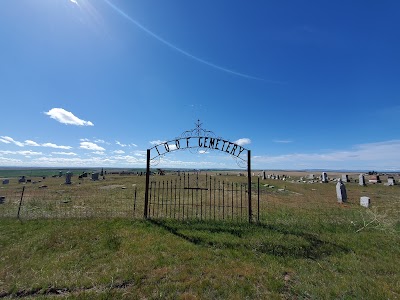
[
  {"x1": 0, "y1": 185, "x2": 140, "y2": 220},
  {"x1": 1, "y1": 174, "x2": 399, "y2": 230}
]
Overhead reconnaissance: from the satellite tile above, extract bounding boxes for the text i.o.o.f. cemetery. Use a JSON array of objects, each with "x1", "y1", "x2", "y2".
[{"x1": 150, "y1": 136, "x2": 247, "y2": 161}]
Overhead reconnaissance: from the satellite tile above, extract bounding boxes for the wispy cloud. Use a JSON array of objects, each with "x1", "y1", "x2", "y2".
[
  {"x1": 1, "y1": 136, "x2": 72, "y2": 149},
  {"x1": 52, "y1": 152, "x2": 77, "y2": 156},
  {"x1": 234, "y1": 138, "x2": 251, "y2": 146},
  {"x1": 80, "y1": 142, "x2": 105, "y2": 151},
  {"x1": 253, "y1": 140, "x2": 400, "y2": 170},
  {"x1": 113, "y1": 150, "x2": 125, "y2": 154},
  {"x1": 0, "y1": 150, "x2": 43, "y2": 156},
  {"x1": 42, "y1": 143, "x2": 72, "y2": 150},
  {"x1": 116, "y1": 141, "x2": 127, "y2": 147},
  {"x1": 69, "y1": 0, "x2": 79, "y2": 5},
  {"x1": 45, "y1": 108, "x2": 94, "y2": 126},
  {"x1": 92, "y1": 151, "x2": 106, "y2": 155},
  {"x1": 0, "y1": 136, "x2": 24, "y2": 147},
  {"x1": 24, "y1": 140, "x2": 41, "y2": 147},
  {"x1": 150, "y1": 140, "x2": 166, "y2": 145},
  {"x1": 102, "y1": 0, "x2": 271, "y2": 82}
]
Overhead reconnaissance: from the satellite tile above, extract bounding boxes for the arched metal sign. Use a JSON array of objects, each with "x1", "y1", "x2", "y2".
[{"x1": 144, "y1": 120, "x2": 252, "y2": 222}]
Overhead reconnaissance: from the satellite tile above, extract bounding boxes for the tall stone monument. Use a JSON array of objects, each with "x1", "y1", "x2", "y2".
[
  {"x1": 359, "y1": 174, "x2": 366, "y2": 186},
  {"x1": 65, "y1": 172, "x2": 72, "y2": 184},
  {"x1": 321, "y1": 172, "x2": 328, "y2": 183},
  {"x1": 336, "y1": 179, "x2": 347, "y2": 203}
]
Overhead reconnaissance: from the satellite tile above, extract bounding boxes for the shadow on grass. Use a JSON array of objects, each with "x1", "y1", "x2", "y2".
[{"x1": 148, "y1": 219, "x2": 350, "y2": 260}]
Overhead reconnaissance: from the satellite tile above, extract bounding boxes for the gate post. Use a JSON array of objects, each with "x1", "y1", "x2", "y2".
[
  {"x1": 144, "y1": 149, "x2": 150, "y2": 219},
  {"x1": 247, "y1": 150, "x2": 252, "y2": 223}
]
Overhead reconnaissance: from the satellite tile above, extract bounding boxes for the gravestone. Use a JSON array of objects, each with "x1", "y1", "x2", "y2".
[
  {"x1": 321, "y1": 172, "x2": 328, "y2": 183},
  {"x1": 59, "y1": 171, "x2": 63, "y2": 177},
  {"x1": 2, "y1": 179, "x2": 9, "y2": 185},
  {"x1": 387, "y1": 177, "x2": 396, "y2": 186},
  {"x1": 65, "y1": 172, "x2": 72, "y2": 184},
  {"x1": 336, "y1": 179, "x2": 347, "y2": 203},
  {"x1": 341, "y1": 174, "x2": 349, "y2": 182},
  {"x1": 91, "y1": 172, "x2": 99, "y2": 181},
  {"x1": 0, "y1": 196, "x2": 5, "y2": 204},
  {"x1": 359, "y1": 174, "x2": 366, "y2": 186},
  {"x1": 18, "y1": 176, "x2": 26, "y2": 183},
  {"x1": 368, "y1": 175, "x2": 381, "y2": 183},
  {"x1": 360, "y1": 196, "x2": 370, "y2": 208},
  {"x1": 262, "y1": 171, "x2": 266, "y2": 180},
  {"x1": 100, "y1": 168, "x2": 104, "y2": 176}
]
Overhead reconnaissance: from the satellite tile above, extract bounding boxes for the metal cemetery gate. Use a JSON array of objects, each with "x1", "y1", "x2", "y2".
[
  {"x1": 145, "y1": 173, "x2": 254, "y2": 222},
  {"x1": 143, "y1": 120, "x2": 256, "y2": 223}
]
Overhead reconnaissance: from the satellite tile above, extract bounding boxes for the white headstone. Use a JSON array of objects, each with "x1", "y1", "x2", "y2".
[
  {"x1": 388, "y1": 177, "x2": 395, "y2": 186},
  {"x1": 336, "y1": 179, "x2": 347, "y2": 203},
  {"x1": 360, "y1": 196, "x2": 370, "y2": 208},
  {"x1": 321, "y1": 172, "x2": 328, "y2": 183},
  {"x1": 341, "y1": 174, "x2": 349, "y2": 182},
  {"x1": 359, "y1": 174, "x2": 365, "y2": 186}
]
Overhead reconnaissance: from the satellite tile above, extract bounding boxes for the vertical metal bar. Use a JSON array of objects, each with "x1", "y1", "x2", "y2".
[
  {"x1": 144, "y1": 149, "x2": 150, "y2": 219},
  {"x1": 258, "y1": 176, "x2": 260, "y2": 223},
  {"x1": 222, "y1": 181, "x2": 225, "y2": 220},
  {"x1": 157, "y1": 181, "x2": 161, "y2": 218},
  {"x1": 170, "y1": 180, "x2": 173, "y2": 218},
  {"x1": 209, "y1": 177, "x2": 212, "y2": 221},
  {"x1": 179, "y1": 176, "x2": 182, "y2": 219},
  {"x1": 231, "y1": 182, "x2": 234, "y2": 220},
  {"x1": 200, "y1": 178, "x2": 203, "y2": 220},
  {"x1": 162, "y1": 181, "x2": 166, "y2": 217},
  {"x1": 214, "y1": 178, "x2": 216, "y2": 220},
  {"x1": 247, "y1": 150, "x2": 252, "y2": 223},
  {"x1": 240, "y1": 183, "x2": 243, "y2": 221},
  {"x1": 152, "y1": 182, "x2": 156, "y2": 217},
  {"x1": 133, "y1": 186, "x2": 137, "y2": 218},
  {"x1": 173, "y1": 179, "x2": 177, "y2": 219}
]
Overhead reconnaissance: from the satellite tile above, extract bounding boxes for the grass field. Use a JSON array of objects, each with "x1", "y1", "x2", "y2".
[{"x1": 1, "y1": 171, "x2": 400, "y2": 299}]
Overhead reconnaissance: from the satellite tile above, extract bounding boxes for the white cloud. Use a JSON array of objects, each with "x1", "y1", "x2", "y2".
[
  {"x1": 0, "y1": 150, "x2": 42, "y2": 156},
  {"x1": 198, "y1": 150, "x2": 209, "y2": 154},
  {"x1": 0, "y1": 156, "x2": 22, "y2": 164},
  {"x1": 234, "y1": 138, "x2": 251, "y2": 146},
  {"x1": 92, "y1": 151, "x2": 106, "y2": 155},
  {"x1": 95, "y1": 139, "x2": 107, "y2": 144},
  {"x1": 253, "y1": 140, "x2": 400, "y2": 170},
  {"x1": 131, "y1": 143, "x2": 138, "y2": 147},
  {"x1": 113, "y1": 150, "x2": 125, "y2": 154},
  {"x1": 0, "y1": 138, "x2": 11, "y2": 144},
  {"x1": 52, "y1": 152, "x2": 77, "y2": 156},
  {"x1": 116, "y1": 141, "x2": 127, "y2": 147},
  {"x1": 24, "y1": 140, "x2": 41, "y2": 146},
  {"x1": 0, "y1": 136, "x2": 24, "y2": 147},
  {"x1": 80, "y1": 138, "x2": 90, "y2": 142},
  {"x1": 133, "y1": 151, "x2": 146, "y2": 157},
  {"x1": 45, "y1": 108, "x2": 94, "y2": 126},
  {"x1": 42, "y1": 143, "x2": 72, "y2": 150},
  {"x1": 150, "y1": 140, "x2": 166, "y2": 145},
  {"x1": 80, "y1": 142, "x2": 105, "y2": 151},
  {"x1": 69, "y1": 0, "x2": 78, "y2": 5}
]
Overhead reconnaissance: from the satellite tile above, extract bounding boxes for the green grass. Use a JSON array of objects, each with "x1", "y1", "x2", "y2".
[
  {"x1": 1, "y1": 173, "x2": 400, "y2": 299},
  {"x1": 1, "y1": 216, "x2": 399, "y2": 299}
]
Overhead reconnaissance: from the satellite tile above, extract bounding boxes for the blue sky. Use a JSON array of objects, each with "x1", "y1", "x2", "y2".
[{"x1": 0, "y1": 0, "x2": 399, "y2": 170}]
